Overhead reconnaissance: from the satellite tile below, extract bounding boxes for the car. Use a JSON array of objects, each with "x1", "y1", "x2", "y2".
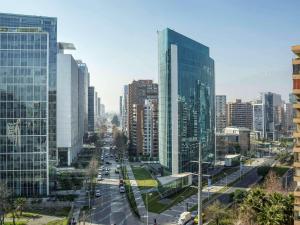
[
  {"x1": 105, "y1": 161, "x2": 111, "y2": 165},
  {"x1": 177, "y1": 212, "x2": 191, "y2": 225},
  {"x1": 104, "y1": 171, "x2": 109, "y2": 176},
  {"x1": 95, "y1": 190, "x2": 101, "y2": 197},
  {"x1": 97, "y1": 176, "x2": 103, "y2": 181},
  {"x1": 115, "y1": 169, "x2": 119, "y2": 174},
  {"x1": 106, "y1": 168, "x2": 110, "y2": 171},
  {"x1": 116, "y1": 164, "x2": 121, "y2": 169},
  {"x1": 119, "y1": 179, "x2": 124, "y2": 187},
  {"x1": 119, "y1": 186, "x2": 125, "y2": 193}
]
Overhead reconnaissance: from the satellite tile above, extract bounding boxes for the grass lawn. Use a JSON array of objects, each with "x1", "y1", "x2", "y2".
[
  {"x1": 4, "y1": 222, "x2": 27, "y2": 225},
  {"x1": 272, "y1": 166, "x2": 290, "y2": 176},
  {"x1": 26, "y1": 207, "x2": 71, "y2": 217},
  {"x1": 131, "y1": 166, "x2": 158, "y2": 190},
  {"x1": 143, "y1": 187, "x2": 198, "y2": 213},
  {"x1": 46, "y1": 218, "x2": 68, "y2": 225}
]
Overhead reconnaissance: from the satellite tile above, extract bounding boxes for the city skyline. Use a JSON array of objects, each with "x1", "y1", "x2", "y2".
[{"x1": 1, "y1": 0, "x2": 299, "y2": 111}]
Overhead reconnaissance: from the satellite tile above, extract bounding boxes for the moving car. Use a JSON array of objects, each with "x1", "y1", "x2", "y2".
[
  {"x1": 95, "y1": 190, "x2": 101, "y2": 197},
  {"x1": 104, "y1": 171, "x2": 109, "y2": 176},
  {"x1": 115, "y1": 169, "x2": 119, "y2": 174},
  {"x1": 119, "y1": 186, "x2": 125, "y2": 193},
  {"x1": 177, "y1": 212, "x2": 191, "y2": 225},
  {"x1": 97, "y1": 176, "x2": 103, "y2": 181},
  {"x1": 119, "y1": 179, "x2": 124, "y2": 187}
]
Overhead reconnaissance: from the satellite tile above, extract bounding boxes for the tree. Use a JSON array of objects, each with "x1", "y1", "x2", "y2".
[
  {"x1": 239, "y1": 187, "x2": 294, "y2": 225},
  {"x1": 15, "y1": 198, "x2": 26, "y2": 216},
  {"x1": 111, "y1": 114, "x2": 120, "y2": 127},
  {"x1": 205, "y1": 201, "x2": 233, "y2": 225},
  {"x1": 232, "y1": 189, "x2": 247, "y2": 204},
  {"x1": 263, "y1": 170, "x2": 284, "y2": 193},
  {"x1": 0, "y1": 183, "x2": 10, "y2": 225}
]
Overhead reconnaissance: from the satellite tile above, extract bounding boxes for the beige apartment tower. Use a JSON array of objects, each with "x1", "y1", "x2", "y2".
[{"x1": 292, "y1": 45, "x2": 300, "y2": 224}]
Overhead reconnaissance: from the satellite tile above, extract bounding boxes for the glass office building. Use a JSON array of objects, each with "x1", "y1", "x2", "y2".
[
  {"x1": 158, "y1": 28, "x2": 215, "y2": 174},
  {"x1": 0, "y1": 13, "x2": 57, "y2": 196}
]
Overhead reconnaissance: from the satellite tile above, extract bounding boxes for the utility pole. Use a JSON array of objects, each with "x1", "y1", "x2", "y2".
[{"x1": 198, "y1": 142, "x2": 202, "y2": 225}]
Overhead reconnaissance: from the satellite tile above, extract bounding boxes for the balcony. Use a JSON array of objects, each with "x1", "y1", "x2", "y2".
[
  {"x1": 295, "y1": 175, "x2": 300, "y2": 182},
  {"x1": 294, "y1": 103, "x2": 300, "y2": 109},
  {"x1": 295, "y1": 162, "x2": 300, "y2": 168},
  {"x1": 294, "y1": 118, "x2": 300, "y2": 123},
  {"x1": 294, "y1": 89, "x2": 300, "y2": 95},
  {"x1": 292, "y1": 45, "x2": 300, "y2": 56},
  {"x1": 295, "y1": 220, "x2": 300, "y2": 225},
  {"x1": 294, "y1": 132, "x2": 300, "y2": 138},
  {"x1": 295, "y1": 147, "x2": 300, "y2": 153}
]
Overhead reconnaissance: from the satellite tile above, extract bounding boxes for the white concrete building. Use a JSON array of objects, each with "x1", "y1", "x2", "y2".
[
  {"x1": 216, "y1": 95, "x2": 227, "y2": 133},
  {"x1": 253, "y1": 102, "x2": 264, "y2": 139},
  {"x1": 57, "y1": 43, "x2": 81, "y2": 166}
]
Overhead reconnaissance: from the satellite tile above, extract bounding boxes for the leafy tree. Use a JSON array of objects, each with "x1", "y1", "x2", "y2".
[
  {"x1": 15, "y1": 198, "x2": 26, "y2": 216},
  {"x1": 239, "y1": 187, "x2": 293, "y2": 225},
  {"x1": 232, "y1": 189, "x2": 247, "y2": 204},
  {"x1": 0, "y1": 183, "x2": 10, "y2": 225},
  {"x1": 205, "y1": 201, "x2": 233, "y2": 225},
  {"x1": 111, "y1": 114, "x2": 120, "y2": 127}
]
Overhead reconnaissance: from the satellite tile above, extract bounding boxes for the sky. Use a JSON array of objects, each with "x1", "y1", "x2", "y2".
[{"x1": 2, "y1": 0, "x2": 300, "y2": 112}]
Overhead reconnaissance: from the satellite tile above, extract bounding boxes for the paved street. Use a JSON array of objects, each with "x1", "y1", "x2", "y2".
[{"x1": 85, "y1": 135, "x2": 142, "y2": 225}]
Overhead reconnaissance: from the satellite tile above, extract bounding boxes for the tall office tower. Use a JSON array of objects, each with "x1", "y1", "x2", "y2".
[
  {"x1": 127, "y1": 80, "x2": 158, "y2": 156},
  {"x1": 0, "y1": 13, "x2": 57, "y2": 196},
  {"x1": 95, "y1": 91, "x2": 98, "y2": 122},
  {"x1": 77, "y1": 60, "x2": 89, "y2": 135},
  {"x1": 261, "y1": 92, "x2": 282, "y2": 140},
  {"x1": 216, "y1": 95, "x2": 227, "y2": 133},
  {"x1": 88, "y1": 87, "x2": 96, "y2": 132},
  {"x1": 283, "y1": 102, "x2": 293, "y2": 136},
  {"x1": 252, "y1": 101, "x2": 265, "y2": 139},
  {"x1": 57, "y1": 43, "x2": 81, "y2": 166},
  {"x1": 227, "y1": 99, "x2": 253, "y2": 130},
  {"x1": 143, "y1": 98, "x2": 159, "y2": 157},
  {"x1": 97, "y1": 97, "x2": 101, "y2": 118},
  {"x1": 158, "y1": 28, "x2": 215, "y2": 174},
  {"x1": 119, "y1": 96, "x2": 123, "y2": 128},
  {"x1": 100, "y1": 104, "x2": 105, "y2": 117},
  {"x1": 292, "y1": 45, "x2": 300, "y2": 224},
  {"x1": 122, "y1": 85, "x2": 129, "y2": 134}
]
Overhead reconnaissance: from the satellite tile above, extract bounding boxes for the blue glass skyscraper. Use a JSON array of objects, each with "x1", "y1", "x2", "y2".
[
  {"x1": 158, "y1": 28, "x2": 215, "y2": 174},
  {"x1": 0, "y1": 13, "x2": 57, "y2": 196}
]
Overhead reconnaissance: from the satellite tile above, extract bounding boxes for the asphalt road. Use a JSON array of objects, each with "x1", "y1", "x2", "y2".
[{"x1": 87, "y1": 140, "x2": 142, "y2": 225}]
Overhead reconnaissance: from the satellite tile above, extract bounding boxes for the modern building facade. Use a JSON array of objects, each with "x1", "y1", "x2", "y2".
[
  {"x1": 127, "y1": 80, "x2": 158, "y2": 156},
  {"x1": 253, "y1": 101, "x2": 264, "y2": 139},
  {"x1": 227, "y1": 99, "x2": 253, "y2": 130},
  {"x1": 88, "y1": 86, "x2": 96, "y2": 132},
  {"x1": 57, "y1": 43, "x2": 81, "y2": 166},
  {"x1": 261, "y1": 92, "x2": 282, "y2": 141},
  {"x1": 292, "y1": 45, "x2": 300, "y2": 224},
  {"x1": 216, "y1": 95, "x2": 227, "y2": 133},
  {"x1": 158, "y1": 28, "x2": 215, "y2": 174},
  {"x1": 142, "y1": 98, "x2": 159, "y2": 157},
  {"x1": 77, "y1": 60, "x2": 90, "y2": 136},
  {"x1": 0, "y1": 13, "x2": 57, "y2": 196},
  {"x1": 122, "y1": 85, "x2": 129, "y2": 134}
]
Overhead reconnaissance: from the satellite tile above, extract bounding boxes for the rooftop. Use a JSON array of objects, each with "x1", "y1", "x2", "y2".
[{"x1": 157, "y1": 172, "x2": 193, "y2": 186}]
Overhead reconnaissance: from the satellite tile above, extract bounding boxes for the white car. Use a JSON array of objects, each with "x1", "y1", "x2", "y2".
[
  {"x1": 97, "y1": 175, "x2": 103, "y2": 181},
  {"x1": 95, "y1": 190, "x2": 101, "y2": 197},
  {"x1": 119, "y1": 186, "x2": 125, "y2": 193}
]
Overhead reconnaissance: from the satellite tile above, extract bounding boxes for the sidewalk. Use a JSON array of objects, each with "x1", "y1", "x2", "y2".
[
  {"x1": 126, "y1": 164, "x2": 148, "y2": 223},
  {"x1": 155, "y1": 158, "x2": 272, "y2": 224},
  {"x1": 71, "y1": 187, "x2": 87, "y2": 223}
]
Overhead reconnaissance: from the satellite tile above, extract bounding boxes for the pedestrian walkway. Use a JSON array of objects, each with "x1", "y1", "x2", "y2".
[
  {"x1": 126, "y1": 164, "x2": 148, "y2": 223},
  {"x1": 71, "y1": 187, "x2": 87, "y2": 223},
  {"x1": 156, "y1": 158, "x2": 271, "y2": 224}
]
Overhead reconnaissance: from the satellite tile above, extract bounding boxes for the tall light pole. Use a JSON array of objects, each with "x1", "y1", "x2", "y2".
[{"x1": 198, "y1": 142, "x2": 202, "y2": 225}]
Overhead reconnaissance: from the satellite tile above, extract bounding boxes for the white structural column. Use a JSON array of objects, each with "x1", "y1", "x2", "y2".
[{"x1": 171, "y1": 44, "x2": 179, "y2": 174}]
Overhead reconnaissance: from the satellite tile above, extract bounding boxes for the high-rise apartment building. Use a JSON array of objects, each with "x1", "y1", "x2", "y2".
[
  {"x1": 122, "y1": 85, "x2": 129, "y2": 134},
  {"x1": 143, "y1": 98, "x2": 159, "y2": 157},
  {"x1": 88, "y1": 86, "x2": 96, "y2": 132},
  {"x1": 127, "y1": 80, "x2": 158, "y2": 156},
  {"x1": 57, "y1": 43, "x2": 81, "y2": 166},
  {"x1": 227, "y1": 99, "x2": 253, "y2": 130},
  {"x1": 100, "y1": 104, "x2": 105, "y2": 117},
  {"x1": 158, "y1": 28, "x2": 215, "y2": 174},
  {"x1": 292, "y1": 45, "x2": 300, "y2": 224},
  {"x1": 283, "y1": 102, "x2": 293, "y2": 136},
  {"x1": 0, "y1": 13, "x2": 57, "y2": 196},
  {"x1": 216, "y1": 95, "x2": 227, "y2": 133}
]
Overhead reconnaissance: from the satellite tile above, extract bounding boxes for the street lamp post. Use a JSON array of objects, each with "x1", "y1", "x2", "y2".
[{"x1": 198, "y1": 142, "x2": 203, "y2": 225}]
